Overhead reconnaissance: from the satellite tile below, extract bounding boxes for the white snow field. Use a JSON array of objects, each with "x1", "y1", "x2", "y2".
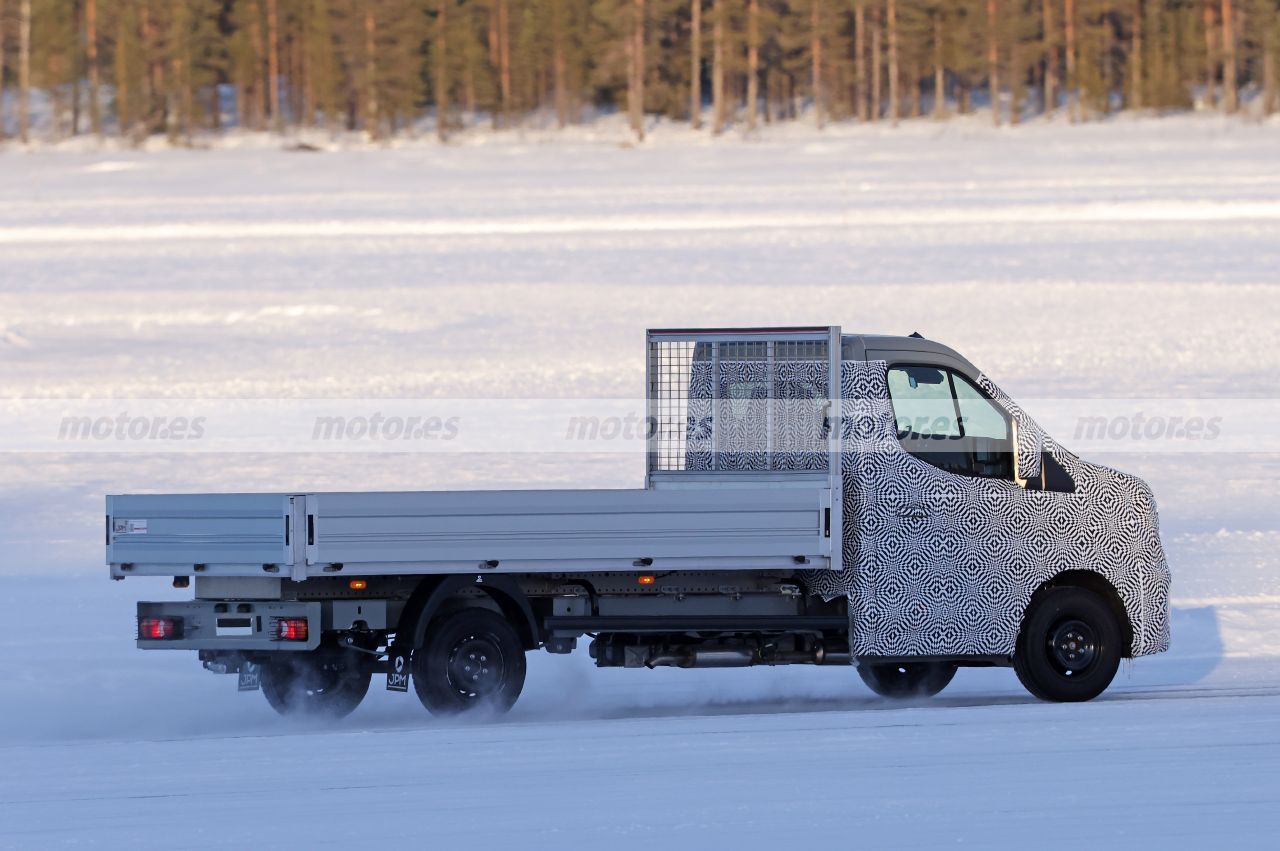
[{"x1": 2, "y1": 116, "x2": 1279, "y2": 847}]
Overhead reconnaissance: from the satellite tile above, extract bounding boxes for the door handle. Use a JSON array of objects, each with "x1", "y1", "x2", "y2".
[{"x1": 897, "y1": 507, "x2": 929, "y2": 519}]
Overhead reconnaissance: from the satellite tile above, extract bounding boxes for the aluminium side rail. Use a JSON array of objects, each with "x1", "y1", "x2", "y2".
[{"x1": 107, "y1": 486, "x2": 834, "y2": 579}]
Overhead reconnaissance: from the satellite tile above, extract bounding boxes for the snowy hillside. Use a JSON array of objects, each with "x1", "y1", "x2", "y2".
[{"x1": 0, "y1": 117, "x2": 1277, "y2": 846}]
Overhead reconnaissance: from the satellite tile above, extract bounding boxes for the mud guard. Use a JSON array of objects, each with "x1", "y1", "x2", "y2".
[{"x1": 396, "y1": 574, "x2": 541, "y2": 653}]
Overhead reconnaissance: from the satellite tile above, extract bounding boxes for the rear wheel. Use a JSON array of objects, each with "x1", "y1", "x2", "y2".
[
  {"x1": 260, "y1": 650, "x2": 371, "y2": 718},
  {"x1": 1014, "y1": 586, "x2": 1122, "y2": 702},
  {"x1": 412, "y1": 608, "x2": 527, "y2": 716},
  {"x1": 857, "y1": 661, "x2": 957, "y2": 698}
]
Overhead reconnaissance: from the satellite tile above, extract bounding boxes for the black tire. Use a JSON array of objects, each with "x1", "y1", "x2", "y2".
[
  {"x1": 1014, "y1": 586, "x2": 1122, "y2": 702},
  {"x1": 857, "y1": 661, "x2": 957, "y2": 698},
  {"x1": 260, "y1": 651, "x2": 371, "y2": 718},
  {"x1": 412, "y1": 607, "x2": 527, "y2": 716}
]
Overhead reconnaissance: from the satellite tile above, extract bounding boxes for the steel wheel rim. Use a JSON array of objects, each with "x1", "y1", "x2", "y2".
[
  {"x1": 446, "y1": 633, "x2": 505, "y2": 699},
  {"x1": 1047, "y1": 618, "x2": 1099, "y2": 676}
]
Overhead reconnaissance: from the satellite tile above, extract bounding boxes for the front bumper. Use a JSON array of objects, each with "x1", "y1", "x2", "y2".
[{"x1": 1132, "y1": 556, "x2": 1172, "y2": 657}]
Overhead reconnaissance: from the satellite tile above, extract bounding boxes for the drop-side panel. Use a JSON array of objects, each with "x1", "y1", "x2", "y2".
[
  {"x1": 305, "y1": 488, "x2": 831, "y2": 574},
  {"x1": 107, "y1": 493, "x2": 292, "y2": 576}
]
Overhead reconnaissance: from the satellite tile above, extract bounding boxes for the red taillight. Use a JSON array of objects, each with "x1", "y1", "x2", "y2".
[
  {"x1": 139, "y1": 617, "x2": 181, "y2": 640},
  {"x1": 275, "y1": 618, "x2": 308, "y2": 642}
]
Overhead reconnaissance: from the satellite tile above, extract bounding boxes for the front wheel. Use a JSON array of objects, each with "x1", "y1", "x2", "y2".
[
  {"x1": 412, "y1": 608, "x2": 527, "y2": 716},
  {"x1": 857, "y1": 661, "x2": 957, "y2": 698},
  {"x1": 1014, "y1": 586, "x2": 1122, "y2": 702},
  {"x1": 260, "y1": 651, "x2": 371, "y2": 718}
]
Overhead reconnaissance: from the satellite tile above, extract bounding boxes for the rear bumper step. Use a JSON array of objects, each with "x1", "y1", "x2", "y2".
[{"x1": 136, "y1": 600, "x2": 321, "y2": 651}]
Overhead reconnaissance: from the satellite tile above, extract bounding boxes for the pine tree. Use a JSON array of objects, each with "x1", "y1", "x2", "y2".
[{"x1": 0, "y1": 0, "x2": 1273, "y2": 143}]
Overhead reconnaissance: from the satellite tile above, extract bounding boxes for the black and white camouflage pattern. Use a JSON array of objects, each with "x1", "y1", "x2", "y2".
[
  {"x1": 802, "y1": 360, "x2": 1170, "y2": 659},
  {"x1": 686, "y1": 360, "x2": 829, "y2": 472}
]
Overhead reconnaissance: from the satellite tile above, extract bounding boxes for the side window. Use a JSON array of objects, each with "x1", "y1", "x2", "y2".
[
  {"x1": 886, "y1": 367, "x2": 961, "y2": 439},
  {"x1": 887, "y1": 365, "x2": 1013, "y2": 480},
  {"x1": 886, "y1": 366, "x2": 968, "y2": 476},
  {"x1": 951, "y1": 372, "x2": 1014, "y2": 480},
  {"x1": 952, "y1": 373, "x2": 1009, "y2": 441}
]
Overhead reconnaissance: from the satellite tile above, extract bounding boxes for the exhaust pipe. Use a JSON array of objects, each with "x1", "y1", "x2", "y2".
[{"x1": 645, "y1": 647, "x2": 755, "y2": 668}]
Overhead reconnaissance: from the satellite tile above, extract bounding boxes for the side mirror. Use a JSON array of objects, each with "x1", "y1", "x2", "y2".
[{"x1": 1011, "y1": 418, "x2": 1044, "y2": 488}]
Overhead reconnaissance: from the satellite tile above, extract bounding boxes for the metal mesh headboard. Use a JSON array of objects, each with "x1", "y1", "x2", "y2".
[{"x1": 646, "y1": 327, "x2": 841, "y2": 475}]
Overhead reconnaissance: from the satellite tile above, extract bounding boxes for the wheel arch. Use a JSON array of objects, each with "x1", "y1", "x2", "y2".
[
  {"x1": 1023, "y1": 570, "x2": 1135, "y2": 658},
  {"x1": 396, "y1": 574, "x2": 541, "y2": 652}
]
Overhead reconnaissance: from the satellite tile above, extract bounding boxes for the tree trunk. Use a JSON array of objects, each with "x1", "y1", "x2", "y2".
[
  {"x1": 169, "y1": 48, "x2": 184, "y2": 143},
  {"x1": 765, "y1": 70, "x2": 775, "y2": 122},
  {"x1": 712, "y1": 0, "x2": 725, "y2": 132},
  {"x1": 910, "y1": 60, "x2": 921, "y2": 116},
  {"x1": 1064, "y1": 0, "x2": 1077, "y2": 120},
  {"x1": 0, "y1": 0, "x2": 7, "y2": 141},
  {"x1": 364, "y1": 7, "x2": 378, "y2": 139},
  {"x1": 267, "y1": 0, "x2": 282, "y2": 130},
  {"x1": 182, "y1": 37, "x2": 195, "y2": 143},
  {"x1": 302, "y1": 12, "x2": 315, "y2": 127},
  {"x1": 498, "y1": 0, "x2": 512, "y2": 122},
  {"x1": 855, "y1": 2, "x2": 868, "y2": 121},
  {"x1": 1220, "y1": 0, "x2": 1236, "y2": 112},
  {"x1": 149, "y1": 9, "x2": 167, "y2": 135},
  {"x1": 629, "y1": 0, "x2": 645, "y2": 140},
  {"x1": 1129, "y1": 0, "x2": 1143, "y2": 109},
  {"x1": 242, "y1": 3, "x2": 261, "y2": 130},
  {"x1": 85, "y1": 0, "x2": 102, "y2": 136},
  {"x1": 115, "y1": 9, "x2": 131, "y2": 138},
  {"x1": 552, "y1": 0, "x2": 568, "y2": 127},
  {"x1": 486, "y1": 4, "x2": 499, "y2": 128},
  {"x1": 288, "y1": 22, "x2": 304, "y2": 124},
  {"x1": 72, "y1": 45, "x2": 82, "y2": 137},
  {"x1": 1010, "y1": 23, "x2": 1022, "y2": 125},
  {"x1": 625, "y1": 10, "x2": 635, "y2": 131},
  {"x1": 1042, "y1": 0, "x2": 1057, "y2": 113},
  {"x1": 690, "y1": 0, "x2": 702, "y2": 127},
  {"x1": 746, "y1": 0, "x2": 759, "y2": 129},
  {"x1": 1265, "y1": 36, "x2": 1278, "y2": 115},
  {"x1": 871, "y1": 6, "x2": 882, "y2": 120},
  {"x1": 637, "y1": 0, "x2": 646, "y2": 137},
  {"x1": 932, "y1": 11, "x2": 944, "y2": 118},
  {"x1": 464, "y1": 58, "x2": 476, "y2": 115},
  {"x1": 436, "y1": 0, "x2": 449, "y2": 140},
  {"x1": 887, "y1": 0, "x2": 898, "y2": 125},
  {"x1": 49, "y1": 47, "x2": 66, "y2": 141},
  {"x1": 811, "y1": 0, "x2": 823, "y2": 128},
  {"x1": 987, "y1": 0, "x2": 999, "y2": 124},
  {"x1": 18, "y1": 0, "x2": 30, "y2": 142},
  {"x1": 1203, "y1": 0, "x2": 1217, "y2": 109}
]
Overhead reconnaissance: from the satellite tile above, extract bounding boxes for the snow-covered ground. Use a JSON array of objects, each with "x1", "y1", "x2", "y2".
[{"x1": 1, "y1": 117, "x2": 1278, "y2": 846}]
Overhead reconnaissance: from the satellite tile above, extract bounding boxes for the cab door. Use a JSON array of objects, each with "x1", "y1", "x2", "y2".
[{"x1": 856, "y1": 357, "x2": 1024, "y2": 657}]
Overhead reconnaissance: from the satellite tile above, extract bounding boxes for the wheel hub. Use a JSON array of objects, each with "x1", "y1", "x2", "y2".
[
  {"x1": 446, "y1": 634, "x2": 504, "y2": 698},
  {"x1": 1048, "y1": 619, "x2": 1098, "y2": 675}
]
